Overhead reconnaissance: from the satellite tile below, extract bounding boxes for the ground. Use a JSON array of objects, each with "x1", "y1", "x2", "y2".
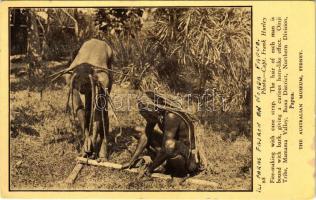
[{"x1": 9, "y1": 61, "x2": 252, "y2": 191}]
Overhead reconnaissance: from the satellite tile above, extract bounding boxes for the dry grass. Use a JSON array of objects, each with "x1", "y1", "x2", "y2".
[{"x1": 9, "y1": 62, "x2": 251, "y2": 191}]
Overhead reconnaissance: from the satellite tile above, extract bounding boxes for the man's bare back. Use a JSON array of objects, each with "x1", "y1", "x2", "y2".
[{"x1": 122, "y1": 99, "x2": 199, "y2": 177}]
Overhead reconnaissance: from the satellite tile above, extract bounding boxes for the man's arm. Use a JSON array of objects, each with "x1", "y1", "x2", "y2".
[
  {"x1": 121, "y1": 122, "x2": 155, "y2": 169},
  {"x1": 147, "y1": 113, "x2": 179, "y2": 173}
]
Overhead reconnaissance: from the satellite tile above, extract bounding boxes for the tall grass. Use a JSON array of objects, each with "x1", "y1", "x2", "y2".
[{"x1": 148, "y1": 8, "x2": 251, "y2": 112}]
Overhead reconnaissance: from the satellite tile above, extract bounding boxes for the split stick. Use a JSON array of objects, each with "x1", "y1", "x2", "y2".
[{"x1": 76, "y1": 157, "x2": 218, "y2": 187}]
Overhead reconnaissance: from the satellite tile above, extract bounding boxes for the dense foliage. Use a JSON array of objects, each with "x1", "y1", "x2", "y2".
[
  {"x1": 148, "y1": 8, "x2": 251, "y2": 112},
  {"x1": 11, "y1": 7, "x2": 251, "y2": 113},
  {"x1": 95, "y1": 8, "x2": 144, "y2": 37}
]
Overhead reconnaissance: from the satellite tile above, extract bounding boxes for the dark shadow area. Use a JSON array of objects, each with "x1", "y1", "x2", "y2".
[
  {"x1": 10, "y1": 60, "x2": 70, "y2": 92},
  {"x1": 199, "y1": 111, "x2": 251, "y2": 142},
  {"x1": 10, "y1": 106, "x2": 43, "y2": 137},
  {"x1": 10, "y1": 78, "x2": 30, "y2": 92},
  {"x1": 10, "y1": 126, "x2": 39, "y2": 138}
]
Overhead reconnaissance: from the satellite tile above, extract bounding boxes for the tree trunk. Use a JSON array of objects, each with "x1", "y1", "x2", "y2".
[
  {"x1": 62, "y1": 8, "x2": 79, "y2": 41},
  {"x1": 26, "y1": 10, "x2": 42, "y2": 63}
]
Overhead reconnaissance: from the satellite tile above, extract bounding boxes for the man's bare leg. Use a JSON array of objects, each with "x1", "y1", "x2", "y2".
[
  {"x1": 96, "y1": 72, "x2": 111, "y2": 161},
  {"x1": 72, "y1": 89, "x2": 92, "y2": 157},
  {"x1": 93, "y1": 87, "x2": 109, "y2": 162},
  {"x1": 98, "y1": 110, "x2": 109, "y2": 162}
]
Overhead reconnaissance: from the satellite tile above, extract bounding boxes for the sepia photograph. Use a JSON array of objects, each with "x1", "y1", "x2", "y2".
[{"x1": 9, "y1": 7, "x2": 252, "y2": 191}]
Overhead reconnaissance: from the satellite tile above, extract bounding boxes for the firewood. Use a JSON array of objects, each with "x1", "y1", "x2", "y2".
[
  {"x1": 76, "y1": 157, "x2": 218, "y2": 187},
  {"x1": 65, "y1": 163, "x2": 84, "y2": 185}
]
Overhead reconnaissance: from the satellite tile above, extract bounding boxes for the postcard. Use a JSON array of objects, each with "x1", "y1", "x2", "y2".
[{"x1": 0, "y1": 1, "x2": 314, "y2": 199}]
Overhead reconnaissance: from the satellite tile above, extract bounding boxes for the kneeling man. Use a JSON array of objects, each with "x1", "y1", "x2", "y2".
[{"x1": 122, "y1": 92, "x2": 200, "y2": 177}]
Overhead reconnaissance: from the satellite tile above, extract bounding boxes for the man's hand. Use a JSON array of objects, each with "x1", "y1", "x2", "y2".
[{"x1": 137, "y1": 166, "x2": 152, "y2": 180}]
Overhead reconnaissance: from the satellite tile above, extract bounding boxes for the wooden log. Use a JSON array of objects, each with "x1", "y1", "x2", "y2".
[
  {"x1": 65, "y1": 163, "x2": 84, "y2": 185},
  {"x1": 76, "y1": 157, "x2": 218, "y2": 187}
]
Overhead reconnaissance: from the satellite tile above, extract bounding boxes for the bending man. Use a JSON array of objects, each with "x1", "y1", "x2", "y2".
[
  {"x1": 64, "y1": 38, "x2": 113, "y2": 161},
  {"x1": 122, "y1": 92, "x2": 200, "y2": 177}
]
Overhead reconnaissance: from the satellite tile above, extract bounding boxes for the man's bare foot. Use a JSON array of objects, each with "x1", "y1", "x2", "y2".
[
  {"x1": 137, "y1": 167, "x2": 152, "y2": 180},
  {"x1": 179, "y1": 174, "x2": 190, "y2": 185},
  {"x1": 97, "y1": 157, "x2": 108, "y2": 163},
  {"x1": 83, "y1": 137, "x2": 93, "y2": 154},
  {"x1": 88, "y1": 152, "x2": 97, "y2": 160},
  {"x1": 82, "y1": 151, "x2": 91, "y2": 158}
]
